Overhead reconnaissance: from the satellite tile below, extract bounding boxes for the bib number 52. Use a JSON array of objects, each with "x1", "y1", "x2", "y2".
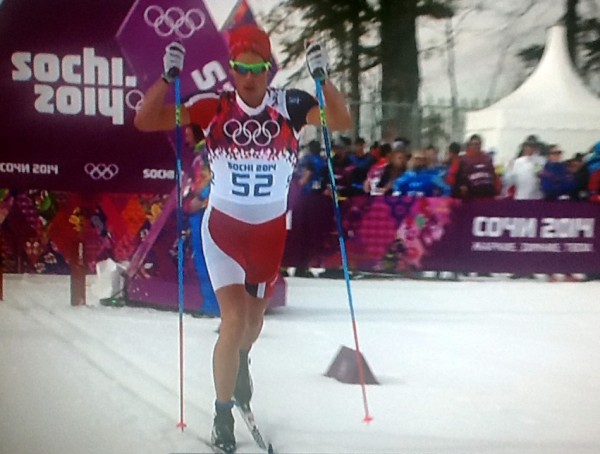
[{"x1": 232, "y1": 172, "x2": 273, "y2": 197}]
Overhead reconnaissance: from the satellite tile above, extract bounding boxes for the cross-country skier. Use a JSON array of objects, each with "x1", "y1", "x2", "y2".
[{"x1": 134, "y1": 24, "x2": 351, "y2": 452}]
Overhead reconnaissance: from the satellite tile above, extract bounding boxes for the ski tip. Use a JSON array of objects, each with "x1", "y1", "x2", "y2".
[{"x1": 267, "y1": 443, "x2": 274, "y2": 454}]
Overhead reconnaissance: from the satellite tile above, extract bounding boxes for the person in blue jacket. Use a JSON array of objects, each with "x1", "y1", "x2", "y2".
[
  {"x1": 297, "y1": 140, "x2": 327, "y2": 194},
  {"x1": 347, "y1": 136, "x2": 376, "y2": 195},
  {"x1": 539, "y1": 145, "x2": 578, "y2": 200},
  {"x1": 393, "y1": 149, "x2": 449, "y2": 196}
]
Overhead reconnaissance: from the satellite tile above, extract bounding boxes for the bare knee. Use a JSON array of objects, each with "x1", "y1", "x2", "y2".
[
  {"x1": 220, "y1": 308, "x2": 247, "y2": 337},
  {"x1": 247, "y1": 305, "x2": 264, "y2": 329}
]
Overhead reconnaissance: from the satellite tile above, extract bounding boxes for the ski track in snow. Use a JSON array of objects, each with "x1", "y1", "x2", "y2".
[{"x1": 2, "y1": 273, "x2": 600, "y2": 454}]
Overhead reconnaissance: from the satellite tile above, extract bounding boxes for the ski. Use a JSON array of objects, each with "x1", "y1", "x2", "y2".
[
  {"x1": 235, "y1": 404, "x2": 274, "y2": 454},
  {"x1": 199, "y1": 436, "x2": 271, "y2": 454},
  {"x1": 199, "y1": 438, "x2": 237, "y2": 454}
]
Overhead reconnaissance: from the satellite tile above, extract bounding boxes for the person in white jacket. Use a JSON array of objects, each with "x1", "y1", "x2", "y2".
[{"x1": 503, "y1": 137, "x2": 547, "y2": 199}]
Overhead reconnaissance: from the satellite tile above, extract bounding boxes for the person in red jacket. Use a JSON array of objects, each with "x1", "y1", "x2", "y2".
[
  {"x1": 587, "y1": 141, "x2": 600, "y2": 203},
  {"x1": 453, "y1": 134, "x2": 501, "y2": 199},
  {"x1": 444, "y1": 141, "x2": 461, "y2": 193}
]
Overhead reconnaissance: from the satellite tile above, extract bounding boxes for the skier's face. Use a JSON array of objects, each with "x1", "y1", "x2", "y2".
[{"x1": 230, "y1": 51, "x2": 270, "y2": 108}]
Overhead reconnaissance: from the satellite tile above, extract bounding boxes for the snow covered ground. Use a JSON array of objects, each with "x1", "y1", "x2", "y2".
[{"x1": 2, "y1": 273, "x2": 600, "y2": 454}]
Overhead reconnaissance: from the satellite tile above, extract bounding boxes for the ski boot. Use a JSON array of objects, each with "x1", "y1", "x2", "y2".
[{"x1": 211, "y1": 402, "x2": 236, "y2": 453}]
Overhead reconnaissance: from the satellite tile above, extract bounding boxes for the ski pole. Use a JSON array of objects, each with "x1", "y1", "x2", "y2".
[
  {"x1": 314, "y1": 79, "x2": 373, "y2": 423},
  {"x1": 174, "y1": 73, "x2": 187, "y2": 431}
]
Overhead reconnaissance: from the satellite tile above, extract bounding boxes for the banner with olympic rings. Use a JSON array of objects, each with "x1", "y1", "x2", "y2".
[
  {"x1": 117, "y1": 0, "x2": 234, "y2": 100},
  {"x1": 0, "y1": 0, "x2": 271, "y2": 194}
]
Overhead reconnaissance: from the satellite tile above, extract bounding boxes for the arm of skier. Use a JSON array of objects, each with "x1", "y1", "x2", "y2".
[
  {"x1": 134, "y1": 79, "x2": 191, "y2": 131},
  {"x1": 306, "y1": 81, "x2": 352, "y2": 131},
  {"x1": 134, "y1": 42, "x2": 191, "y2": 132},
  {"x1": 304, "y1": 41, "x2": 352, "y2": 131}
]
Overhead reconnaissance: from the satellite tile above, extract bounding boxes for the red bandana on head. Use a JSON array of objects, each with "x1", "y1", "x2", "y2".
[{"x1": 228, "y1": 24, "x2": 272, "y2": 62}]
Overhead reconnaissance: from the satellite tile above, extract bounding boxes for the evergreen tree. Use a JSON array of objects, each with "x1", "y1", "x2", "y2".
[
  {"x1": 379, "y1": 0, "x2": 452, "y2": 141},
  {"x1": 517, "y1": 0, "x2": 600, "y2": 93},
  {"x1": 264, "y1": 0, "x2": 376, "y2": 137},
  {"x1": 579, "y1": 17, "x2": 600, "y2": 91},
  {"x1": 264, "y1": 0, "x2": 453, "y2": 141}
]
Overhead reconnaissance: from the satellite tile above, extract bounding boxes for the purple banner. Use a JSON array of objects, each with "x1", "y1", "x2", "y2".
[
  {"x1": 284, "y1": 196, "x2": 600, "y2": 274},
  {"x1": 0, "y1": 0, "x2": 177, "y2": 193},
  {"x1": 444, "y1": 200, "x2": 600, "y2": 273},
  {"x1": 5, "y1": 187, "x2": 599, "y2": 277},
  {"x1": 0, "y1": 0, "x2": 247, "y2": 194},
  {"x1": 116, "y1": 0, "x2": 234, "y2": 99}
]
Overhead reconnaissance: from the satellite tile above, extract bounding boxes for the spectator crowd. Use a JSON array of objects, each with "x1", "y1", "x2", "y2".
[
  {"x1": 295, "y1": 133, "x2": 600, "y2": 203},
  {"x1": 288, "y1": 133, "x2": 600, "y2": 281}
]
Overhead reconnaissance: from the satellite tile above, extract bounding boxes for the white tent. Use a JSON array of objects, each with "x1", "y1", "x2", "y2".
[{"x1": 465, "y1": 24, "x2": 600, "y2": 164}]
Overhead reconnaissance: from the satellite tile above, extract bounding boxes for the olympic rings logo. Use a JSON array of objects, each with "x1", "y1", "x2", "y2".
[
  {"x1": 223, "y1": 119, "x2": 281, "y2": 147},
  {"x1": 125, "y1": 89, "x2": 144, "y2": 112},
  {"x1": 143, "y1": 6, "x2": 206, "y2": 39},
  {"x1": 84, "y1": 163, "x2": 119, "y2": 181}
]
